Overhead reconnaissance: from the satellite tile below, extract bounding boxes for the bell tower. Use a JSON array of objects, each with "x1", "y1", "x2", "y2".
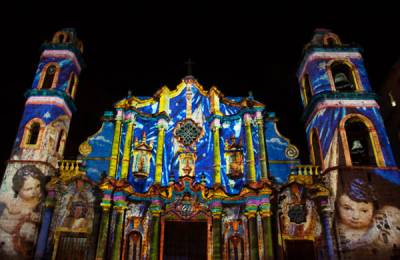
[
  {"x1": 298, "y1": 28, "x2": 396, "y2": 170},
  {"x1": 0, "y1": 28, "x2": 84, "y2": 258},
  {"x1": 297, "y1": 29, "x2": 399, "y2": 259}
]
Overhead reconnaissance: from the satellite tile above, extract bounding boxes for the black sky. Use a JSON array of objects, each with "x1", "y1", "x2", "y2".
[{"x1": 1, "y1": 4, "x2": 399, "y2": 169}]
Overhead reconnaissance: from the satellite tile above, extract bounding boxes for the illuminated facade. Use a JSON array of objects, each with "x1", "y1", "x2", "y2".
[{"x1": 0, "y1": 28, "x2": 399, "y2": 260}]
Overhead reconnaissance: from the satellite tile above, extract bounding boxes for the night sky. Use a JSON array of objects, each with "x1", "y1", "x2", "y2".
[{"x1": 1, "y1": 4, "x2": 399, "y2": 170}]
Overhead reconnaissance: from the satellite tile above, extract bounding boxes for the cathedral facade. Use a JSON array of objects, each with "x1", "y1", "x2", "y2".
[{"x1": 0, "y1": 28, "x2": 399, "y2": 260}]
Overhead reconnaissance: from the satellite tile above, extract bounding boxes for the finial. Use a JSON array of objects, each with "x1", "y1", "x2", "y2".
[{"x1": 248, "y1": 91, "x2": 254, "y2": 100}]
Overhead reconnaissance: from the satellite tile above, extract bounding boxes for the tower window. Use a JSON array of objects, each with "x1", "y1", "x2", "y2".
[
  {"x1": 52, "y1": 32, "x2": 71, "y2": 44},
  {"x1": 311, "y1": 130, "x2": 323, "y2": 166},
  {"x1": 59, "y1": 34, "x2": 65, "y2": 43},
  {"x1": 331, "y1": 62, "x2": 356, "y2": 92},
  {"x1": 345, "y1": 118, "x2": 376, "y2": 166},
  {"x1": 68, "y1": 72, "x2": 78, "y2": 98},
  {"x1": 22, "y1": 119, "x2": 45, "y2": 148},
  {"x1": 323, "y1": 33, "x2": 341, "y2": 47},
  {"x1": 56, "y1": 130, "x2": 65, "y2": 153},
  {"x1": 303, "y1": 74, "x2": 312, "y2": 105},
  {"x1": 326, "y1": 37, "x2": 337, "y2": 47},
  {"x1": 59, "y1": 33, "x2": 69, "y2": 43},
  {"x1": 42, "y1": 64, "x2": 57, "y2": 89},
  {"x1": 28, "y1": 122, "x2": 41, "y2": 145}
]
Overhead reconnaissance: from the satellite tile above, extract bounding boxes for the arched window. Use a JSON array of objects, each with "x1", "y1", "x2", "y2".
[
  {"x1": 59, "y1": 33, "x2": 69, "y2": 43},
  {"x1": 28, "y1": 122, "x2": 41, "y2": 145},
  {"x1": 326, "y1": 37, "x2": 336, "y2": 47},
  {"x1": 67, "y1": 72, "x2": 77, "y2": 97},
  {"x1": 323, "y1": 33, "x2": 341, "y2": 47},
  {"x1": 344, "y1": 118, "x2": 376, "y2": 166},
  {"x1": 71, "y1": 74, "x2": 78, "y2": 99},
  {"x1": 310, "y1": 130, "x2": 323, "y2": 166},
  {"x1": 56, "y1": 130, "x2": 65, "y2": 153},
  {"x1": 22, "y1": 119, "x2": 44, "y2": 148},
  {"x1": 124, "y1": 231, "x2": 142, "y2": 260},
  {"x1": 76, "y1": 40, "x2": 84, "y2": 53},
  {"x1": 302, "y1": 74, "x2": 312, "y2": 105},
  {"x1": 41, "y1": 64, "x2": 57, "y2": 89},
  {"x1": 52, "y1": 32, "x2": 70, "y2": 44},
  {"x1": 59, "y1": 34, "x2": 65, "y2": 43},
  {"x1": 330, "y1": 62, "x2": 356, "y2": 92}
]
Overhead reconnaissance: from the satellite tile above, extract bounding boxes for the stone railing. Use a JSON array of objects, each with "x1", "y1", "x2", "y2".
[
  {"x1": 290, "y1": 165, "x2": 321, "y2": 176},
  {"x1": 58, "y1": 160, "x2": 84, "y2": 182}
]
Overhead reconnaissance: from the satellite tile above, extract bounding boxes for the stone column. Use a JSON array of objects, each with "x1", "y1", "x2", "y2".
[
  {"x1": 210, "y1": 200, "x2": 223, "y2": 259},
  {"x1": 245, "y1": 202, "x2": 259, "y2": 260},
  {"x1": 155, "y1": 119, "x2": 168, "y2": 185},
  {"x1": 149, "y1": 200, "x2": 162, "y2": 260},
  {"x1": 96, "y1": 190, "x2": 113, "y2": 260},
  {"x1": 319, "y1": 199, "x2": 336, "y2": 260},
  {"x1": 255, "y1": 111, "x2": 269, "y2": 181},
  {"x1": 211, "y1": 118, "x2": 222, "y2": 186},
  {"x1": 109, "y1": 109, "x2": 123, "y2": 178},
  {"x1": 111, "y1": 192, "x2": 127, "y2": 260},
  {"x1": 120, "y1": 111, "x2": 135, "y2": 179},
  {"x1": 34, "y1": 180, "x2": 57, "y2": 259},
  {"x1": 259, "y1": 192, "x2": 274, "y2": 260},
  {"x1": 260, "y1": 212, "x2": 274, "y2": 260},
  {"x1": 244, "y1": 113, "x2": 256, "y2": 182}
]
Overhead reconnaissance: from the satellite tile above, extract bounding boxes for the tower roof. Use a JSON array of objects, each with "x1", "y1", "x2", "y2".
[
  {"x1": 305, "y1": 28, "x2": 342, "y2": 49},
  {"x1": 40, "y1": 28, "x2": 85, "y2": 68}
]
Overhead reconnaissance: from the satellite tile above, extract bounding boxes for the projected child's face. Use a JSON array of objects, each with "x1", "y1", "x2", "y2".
[{"x1": 338, "y1": 194, "x2": 373, "y2": 229}]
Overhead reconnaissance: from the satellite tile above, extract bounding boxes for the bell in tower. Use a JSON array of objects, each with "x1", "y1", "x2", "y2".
[{"x1": 334, "y1": 72, "x2": 354, "y2": 91}]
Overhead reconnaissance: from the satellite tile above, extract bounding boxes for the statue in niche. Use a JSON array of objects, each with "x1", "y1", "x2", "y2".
[
  {"x1": 136, "y1": 154, "x2": 147, "y2": 173},
  {"x1": 178, "y1": 152, "x2": 196, "y2": 177},
  {"x1": 224, "y1": 136, "x2": 244, "y2": 179},
  {"x1": 132, "y1": 132, "x2": 153, "y2": 179}
]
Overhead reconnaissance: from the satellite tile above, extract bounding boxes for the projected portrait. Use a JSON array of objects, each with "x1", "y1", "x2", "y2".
[
  {"x1": 0, "y1": 165, "x2": 44, "y2": 258},
  {"x1": 336, "y1": 171, "x2": 400, "y2": 259}
]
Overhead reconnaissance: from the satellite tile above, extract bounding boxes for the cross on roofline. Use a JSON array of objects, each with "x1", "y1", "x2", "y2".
[{"x1": 184, "y1": 58, "x2": 195, "y2": 76}]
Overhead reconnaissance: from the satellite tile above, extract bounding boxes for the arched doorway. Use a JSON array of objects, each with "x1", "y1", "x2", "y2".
[
  {"x1": 163, "y1": 220, "x2": 208, "y2": 259},
  {"x1": 159, "y1": 183, "x2": 212, "y2": 260}
]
